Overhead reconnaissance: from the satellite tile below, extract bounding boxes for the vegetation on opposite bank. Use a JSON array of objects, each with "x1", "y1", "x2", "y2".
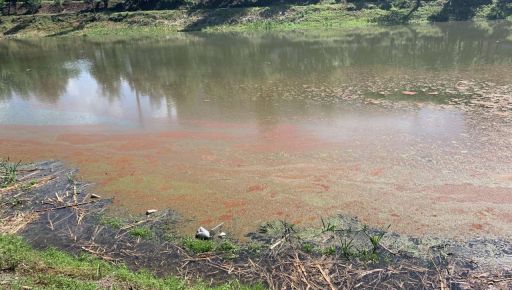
[{"x1": 0, "y1": 0, "x2": 511, "y2": 38}]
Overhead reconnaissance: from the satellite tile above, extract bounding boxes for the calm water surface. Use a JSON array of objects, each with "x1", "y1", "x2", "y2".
[{"x1": 1, "y1": 21, "x2": 512, "y2": 239}]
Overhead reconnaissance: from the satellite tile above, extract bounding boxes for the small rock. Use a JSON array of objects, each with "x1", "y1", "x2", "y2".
[
  {"x1": 401, "y1": 91, "x2": 418, "y2": 95},
  {"x1": 218, "y1": 232, "x2": 227, "y2": 239},
  {"x1": 195, "y1": 227, "x2": 211, "y2": 240},
  {"x1": 90, "y1": 194, "x2": 101, "y2": 199},
  {"x1": 146, "y1": 209, "x2": 158, "y2": 215}
]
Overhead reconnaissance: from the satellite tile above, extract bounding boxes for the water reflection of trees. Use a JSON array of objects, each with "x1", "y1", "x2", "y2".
[
  {"x1": 0, "y1": 39, "x2": 81, "y2": 102},
  {"x1": 1, "y1": 21, "x2": 511, "y2": 119}
]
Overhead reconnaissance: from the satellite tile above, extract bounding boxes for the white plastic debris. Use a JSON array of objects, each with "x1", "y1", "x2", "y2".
[
  {"x1": 146, "y1": 209, "x2": 158, "y2": 215},
  {"x1": 90, "y1": 194, "x2": 101, "y2": 199},
  {"x1": 218, "y1": 232, "x2": 227, "y2": 239},
  {"x1": 196, "y1": 227, "x2": 211, "y2": 240}
]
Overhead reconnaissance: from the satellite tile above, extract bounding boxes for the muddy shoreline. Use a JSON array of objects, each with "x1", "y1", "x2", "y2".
[{"x1": 1, "y1": 160, "x2": 511, "y2": 288}]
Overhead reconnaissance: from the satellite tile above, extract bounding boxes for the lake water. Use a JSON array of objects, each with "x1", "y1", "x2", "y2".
[{"x1": 1, "y1": 21, "x2": 512, "y2": 239}]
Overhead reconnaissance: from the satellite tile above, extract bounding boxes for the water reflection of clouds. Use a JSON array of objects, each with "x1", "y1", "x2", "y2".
[
  {"x1": 0, "y1": 99, "x2": 116, "y2": 126},
  {"x1": 42, "y1": 71, "x2": 167, "y2": 123},
  {"x1": 307, "y1": 107, "x2": 465, "y2": 144}
]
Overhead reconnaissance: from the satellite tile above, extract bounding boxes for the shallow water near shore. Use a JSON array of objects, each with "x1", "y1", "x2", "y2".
[{"x1": 1, "y1": 21, "x2": 512, "y2": 239}]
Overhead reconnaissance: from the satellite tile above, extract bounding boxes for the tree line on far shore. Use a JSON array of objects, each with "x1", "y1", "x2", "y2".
[{"x1": 0, "y1": 0, "x2": 511, "y2": 22}]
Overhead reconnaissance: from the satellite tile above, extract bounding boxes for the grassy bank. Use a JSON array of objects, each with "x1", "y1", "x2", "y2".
[
  {"x1": 0, "y1": 234, "x2": 261, "y2": 289},
  {"x1": 1, "y1": 2, "x2": 511, "y2": 38}
]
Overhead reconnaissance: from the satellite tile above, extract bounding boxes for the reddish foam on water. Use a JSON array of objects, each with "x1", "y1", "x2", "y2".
[{"x1": 1, "y1": 114, "x2": 512, "y2": 240}]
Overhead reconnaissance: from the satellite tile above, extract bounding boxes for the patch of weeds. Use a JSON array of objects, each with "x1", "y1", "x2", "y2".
[
  {"x1": 340, "y1": 237, "x2": 355, "y2": 258},
  {"x1": 217, "y1": 240, "x2": 238, "y2": 252},
  {"x1": 247, "y1": 242, "x2": 264, "y2": 254},
  {"x1": 280, "y1": 220, "x2": 297, "y2": 235},
  {"x1": 163, "y1": 232, "x2": 178, "y2": 242},
  {"x1": 259, "y1": 221, "x2": 278, "y2": 234},
  {"x1": 302, "y1": 242, "x2": 314, "y2": 253},
  {"x1": 183, "y1": 237, "x2": 214, "y2": 254},
  {"x1": 363, "y1": 225, "x2": 389, "y2": 255},
  {"x1": 128, "y1": 227, "x2": 153, "y2": 239},
  {"x1": 259, "y1": 220, "x2": 296, "y2": 236},
  {"x1": 66, "y1": 173, "x2": 75, "y2": 185},
  {"x1": 0, "y1": 234, "x2": 32, "y2": 270},
  {"x1": 0, "y1": 158, "x2": 21, "y2": 188},
  {"x1": 100, "y1": 216, "x2": 123, "y2": 229},
  {"x1": 6, "y1": 196, "x2": 24, "y2": 208},
  {"x1": 357, "y1": 249, "x2": 380, "y2": 262},
  {"x1": 321, "y1": 217, "x2": 336, "y2": 233},
  {"x1": 322, "y1": 246, "x2": 337, "y2": 255},
  {"x1": 19, "y1": 179, "x2": 38, "y2": 191}
]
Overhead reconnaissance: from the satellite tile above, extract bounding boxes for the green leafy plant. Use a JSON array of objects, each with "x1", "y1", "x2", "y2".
[{"x1": 1, "y1": 159, "x2": 21, "y2": 188}]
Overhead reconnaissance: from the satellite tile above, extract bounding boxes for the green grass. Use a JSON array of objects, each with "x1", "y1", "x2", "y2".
[
  {"x1": 100, "y1": 216, "x2": 124, "y2": 229},
  {"x1": 0, "y1": 234, "x2": 265, "y2": 289},
  {"x1": 183, "y1": 238, "x2": 215, "y2": 254},
  {"x1": 302, "y1": 242, "x2": 314, "y2": 253},
  {"x1": 128, "y1": 226, "x2": 153, "y2": 239}
]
